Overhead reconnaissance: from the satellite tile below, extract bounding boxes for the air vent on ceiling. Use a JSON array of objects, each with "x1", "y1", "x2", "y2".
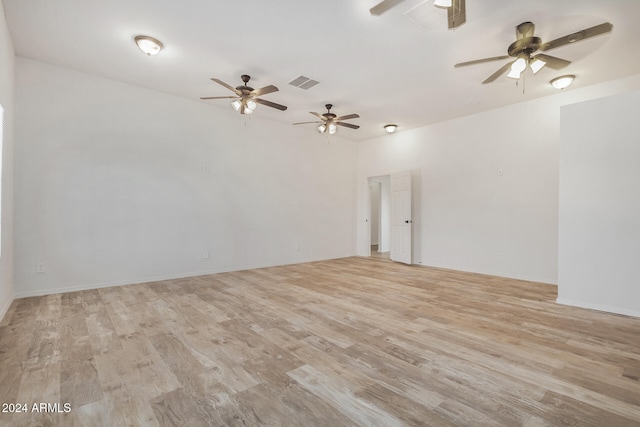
[{"x1": 289, "y1": 75, "x2": 320, "y2": 90}]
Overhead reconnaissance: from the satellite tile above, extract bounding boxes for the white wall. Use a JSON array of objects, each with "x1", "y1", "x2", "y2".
[
  {"x1": 14, "y1": 58, "x2": 357, "y2": 297},
  {"x1": 558, "y1": 89, "x2": 640, "y2": 317},
  {"x1": 0, "y1": 1, "x2": 15, "y2": 321},
  {"x1": 357, "y1": 73, "x2": 640, "y2": 285}
]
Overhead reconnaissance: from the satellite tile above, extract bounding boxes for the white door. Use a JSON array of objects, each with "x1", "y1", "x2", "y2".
[{"x1": 390, "y1": 171, "x2": 412, "y2": 264}]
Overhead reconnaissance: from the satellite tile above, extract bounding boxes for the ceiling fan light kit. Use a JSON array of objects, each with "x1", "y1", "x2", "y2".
[
  {"x1": 318, "y1": 123, "x2": 337, "y2": 135},
  {"x1": 507, "y1": 55, "x2": 528, "y2": 79},
  {"x1": 529, "y1": 57, "x2": 546, "y2": 74},
  {"x1": 231, "y1": 98, "x2": 256, "y2": 114},
  {"x1": 134, "y1": 35, "x2": 163, "y2": 56},
  {"x1": 384, "y1": 124, "x2": 398, "y2": 133},
  {"x1": 550, "y1": 75, "x2": 575, "y2": 90}
]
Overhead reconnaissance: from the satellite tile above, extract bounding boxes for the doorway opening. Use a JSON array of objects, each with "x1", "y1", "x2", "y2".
[{"x1": 368, "y1": 175, "x2": 390, "y2": 259}]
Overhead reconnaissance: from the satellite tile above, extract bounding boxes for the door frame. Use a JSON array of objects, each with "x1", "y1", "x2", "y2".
[{"x1": 366, "y1": 175, "x2": 392, "y2": 257}]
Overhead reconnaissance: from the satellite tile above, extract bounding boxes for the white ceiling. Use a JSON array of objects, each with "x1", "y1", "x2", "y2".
[{"x1": 4, "y1": 0, "x2": 640, "y2": 141}]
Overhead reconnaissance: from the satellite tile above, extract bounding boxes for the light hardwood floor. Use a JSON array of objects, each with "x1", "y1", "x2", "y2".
[{"x1": 1, "y1": 256, "x2": 639, "y2": 426}]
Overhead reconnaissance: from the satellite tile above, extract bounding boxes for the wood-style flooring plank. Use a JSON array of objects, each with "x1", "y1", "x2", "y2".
[{"x1": 287, "y1": 363, "x2": 405, "y2": 427}]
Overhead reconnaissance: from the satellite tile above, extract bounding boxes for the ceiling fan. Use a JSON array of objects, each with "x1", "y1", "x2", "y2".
[
  {"x1": 370, "y1": 0, "x2": 466, "y2": 29},
  {"x1": 293, "y1": 104, "x2": 360, "y2": 134},
  {"x1": 455, "y1": 21, "x2": 613, "y2": 84},
  {"x1": 200, "y1": 74, "x2": 287, "y2": 114}
]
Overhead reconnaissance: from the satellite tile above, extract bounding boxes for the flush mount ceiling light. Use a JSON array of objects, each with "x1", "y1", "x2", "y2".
[
  {"x1": 384, "y1": 124, "x2": 398, "y2": 133},
  {"x1": 550, "y1": 75, "x2": 575, "y2": 89},
  {"x1": 134, "y1": 35, "x2": 163, "y2": 56}
]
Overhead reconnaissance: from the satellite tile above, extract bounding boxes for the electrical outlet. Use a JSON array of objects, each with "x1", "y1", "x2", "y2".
[
  {"x1": 202, "y1": 250, "x2": 209, "y2": 259},
  {"x1": 36, "y1": 262, "x2": 46, "y2": 273},
  {"x1": 496, "y1": 252, "x2": 503, "y2": 261}
]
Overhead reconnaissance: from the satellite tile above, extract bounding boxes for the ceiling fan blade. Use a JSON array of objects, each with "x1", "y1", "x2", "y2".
[
  {"x1": 336, "y1": 122, "x2": 360, "y2": 130},
  {"x1": 293, "y1": 121, "x2": 323, "y2": 125},
  {"x1": 335, "y1": 114, "x2": 359, "y2": 121},
  {"x1": 309, "y1": 112, "x2": 326, "y2": 120},
  {"x1": 254, "y1": 98, "x2": 288, "y2": 111},
  {"x1": 482, "y1": 61, "x2": 514, "y2": 84},
  {"x1": 211, "y1": 78, "x2": 241, "y2": 95},
  {"x1": 534, "y1": 54, "x2": 571, "y2": 70},
  {"x1": 252, "y1": 85, "x2": 279, "y2": 97},
  {"x1": 200, "y1": 96, "x2": 238, "y2": 100},
  {"x1": 540, "y1": 22, "x2": 613, "y2": 52},
  {"x1": 369, "y1": 0, "x2": 405, "y2": 16},
  {"x1": 447, "y1": 0, "x2": 466, "y2": 29},
  {"x1": 455, "y1": 55, "x2": 510, "y2": 68}
]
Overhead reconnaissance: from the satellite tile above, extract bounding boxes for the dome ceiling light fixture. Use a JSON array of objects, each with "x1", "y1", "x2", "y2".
[
  {"x1": 384, "y1": 124, "x2": 398, "y2": 133},
  {"x1": 134, "y1": 35, "x2": 163, "y2": 56},
  {"x1": 550, "y1": 75, "x2": 575, "y2": 90}
]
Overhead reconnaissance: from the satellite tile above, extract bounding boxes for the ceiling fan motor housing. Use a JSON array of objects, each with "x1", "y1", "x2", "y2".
[
  {"x1": 236, "y1": 86, "x2": 254, "y2": 95},
  {"x1": 508, "y1": 36, "x2": 542, "y2": 57},
  {"x1": 236, "y1": 75, "x2": 254, "y2": 94},
  {"x1": 323, "y1": 104, "x2": 336, "y2": 120}
]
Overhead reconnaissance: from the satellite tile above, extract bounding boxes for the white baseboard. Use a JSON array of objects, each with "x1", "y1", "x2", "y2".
[
  {"x1": 0, "y1": 293, "x2": 15, "y2": 323},
  {"x1": 13, "y1": 254, "x2": 354, "y2": 299},
  {"x1": 417, "y1": 262, "x2": 557, "y2": 285},
  {"x1": 556, "y1": 297, "x2": 640, "y2": 318}
]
